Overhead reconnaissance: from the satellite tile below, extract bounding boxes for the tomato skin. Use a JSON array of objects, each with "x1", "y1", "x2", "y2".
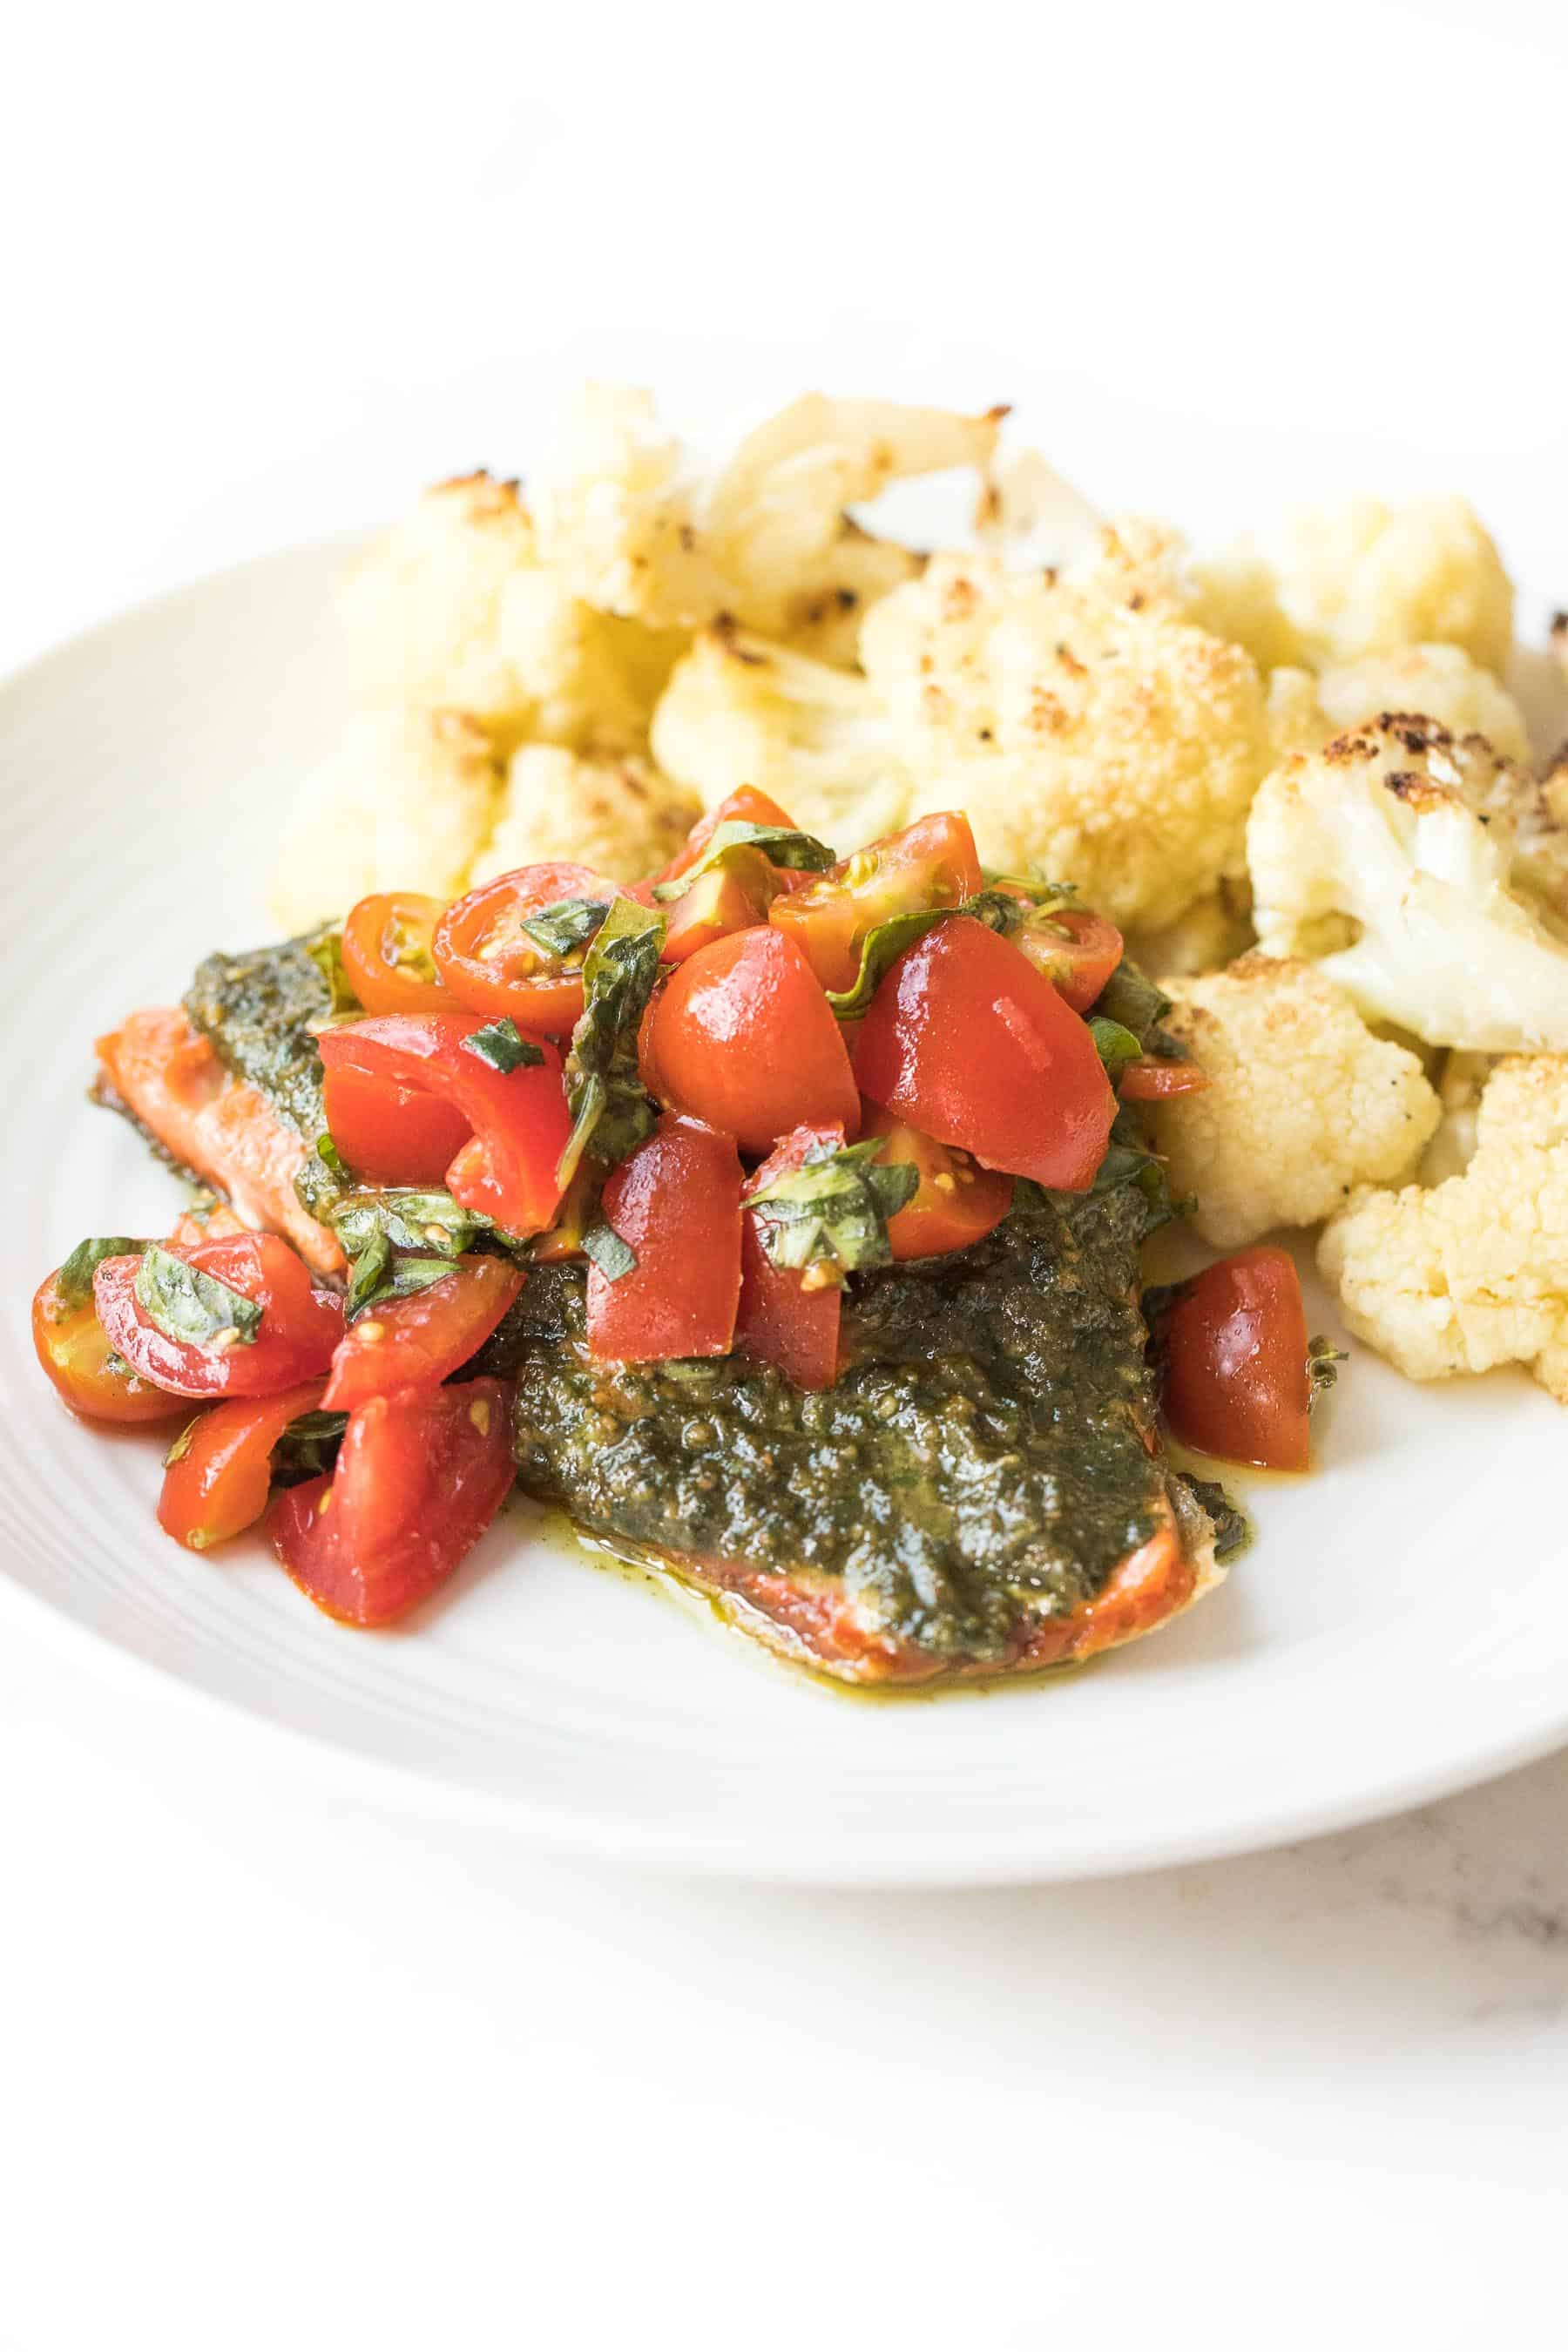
[
  {"x1": 433, "y1": 862, "x2": 624, "y2": 1036},
  {"x1": 587, "y1": 1114, "x2": 742, "y2": 1362},
  {"x1": 269, "y1": 1379, "x2": 515, "y2": 1627},
  {"x1": 652, "y1": 788, "x2": 801, "y2": 889},
  {"x1": 853, "y1": 916, "x2": 1115, "y2": 1191},
  {"x1": 859, "y1": 1101, "x2": 1013, "y2": 1260},
  {"x1": 30, "y1": 1273, "x2": 190, "y2": 1424},
  {"x1": 93, "y1": 1235, "x2": 345, "y2": 1401},
  {"x1": 660, "y1": 847, "x2": 781, "y2": 965},
  {"x1": 1011, "y1": 908, "x2": 1125, "y2": 1015},
  {"x1": 341, "y1": 892, "x2": 456, "y2": 1016},
  {"x1": 642, "y1": 928, "x2": 861, "y2": 1156},
  {"x1": 770, "y1": 813, "x2": 983, "y2": 993},
  {"x1": 321, "y1": 1064, "x2": 475, "y2": 1186},
  {"x1": 322, "y1": 1254, "x2": 524, "y2": 1412},
  {"x1": 1159, "y1": 1245, "x2": 1313, "y2": 1472},
  {"x1": 1119, "y1": 1058, "x2": 1211, "y2": 1102},
  {"x1": 158, "y1": 1378, "x2": 328, "y2": 1552},
  {"x1": 318, "y1": 1013, "x2": 571, "y2": 1236},
  {"x1": 732, "y1": 1127, "x2": 844, "y2": 1389}
]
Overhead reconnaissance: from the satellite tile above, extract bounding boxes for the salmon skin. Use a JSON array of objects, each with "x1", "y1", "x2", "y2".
[
  {"x1": 483, "y1": 1184, "x2": 1220, "y2": 1686},
  {"x1": 92, "y1": 928, "x2": 348, "y2": 1278}
]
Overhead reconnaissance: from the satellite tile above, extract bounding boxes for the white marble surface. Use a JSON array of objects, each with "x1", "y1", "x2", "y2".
[{"x1": 3, "y1": 6, "x2": 1565, "y2": 2342}]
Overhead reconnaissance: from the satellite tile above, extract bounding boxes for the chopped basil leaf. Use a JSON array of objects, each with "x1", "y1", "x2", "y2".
[
  {"x1": 825, "y1": 908, "x2": 950, "y2": 1019},
  {"x1": 305, "y1": 930, "x2": 360, "y2": 1017},
  {"x1": 345, "y1": 1229, "x2": 390, "y2": 1317},
  {"x1": 581, "y1": 1221, "x2": 639, "y2": 1281},
  {"x1": 963, "y1": 878, "x2": 1075, "y2": 938},
  {"x1": 652, "y1": 821, "x2": 835, "y2": 902},
  {"x1": 1178, "y1": 1474, "x2": 1251, "y2": 1562},
  {"x1": 57, "y1": 1234, "x2": 145, "y2": 1313},
  {"x1": 1088, "y1": 1017, "x2": 1144, "y2": 1083},
  {"x1": 271, "y1": 1409, "x2": 349, "y2": 1487},
  {"x1": 163, "y1": 1417, "x2": 202, "y2": 1469},
  {"x1": 347, "y1": 1254, "x2": 456, "y2": 1323},
  {"x1": 461, "y1": 1017, "x2": 545, "y2": 1075},
  {"x1": 747, "y1": 1137, "x2": 918, "y2": 1282},
  {"x1": 133, "y1": 1245, "x2": 263, "y2": 1351},
  {"x1": 1308, "y1": 1334, "x2": 1348, "y2": 1406},
  {"x1": 330, "y1": 1189, "x2": 489, "y2": 1259},
  {"x1": 558, "y1": 896, "x2": 666, "y2": 1189},
  {"x1": 1090, "y1": 956, "x2": 1172, "y2": 1046},
  {"x1": 316, "y1": 1132, "x2": 349, "y2": 1180},
  {"x1": 517, "y1": 896, "x2": 612, "y2": 960}
]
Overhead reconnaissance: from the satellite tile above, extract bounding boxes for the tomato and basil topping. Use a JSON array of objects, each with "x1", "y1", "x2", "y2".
[
  {"x1": 270, "y1": 1379, "x2": 516, "y2": 1626},
  {"x1": 585, "y1": 1112, "x2": 743, "y2": 1363},
  {"x1": 770, "y1": 812, "x2": 983, "y2": 994},
  {"x1": 641, "y1": 925, "x2": 862, "y2": 1155},
  {"x1": 323, "y1": 1254, "x2": 524, "y2": 1411},
  {"x1": 555, "y1": 894, "x2": 667, "y2": 1190},
  {"x1": 317, "y1": 1011, "x2": 571, "y2": 1236},
  {"x1": 32, "y1": 1241, "x2": 190, "y2": 1425},
  {"x1": 432, "y1": 862, "x2": 627, "y2": 1035},
  {"x1": 1150, "y1": 1245, "x2": 1344, "y2": 1473},
  {"x1": 159, "y1": 1379, "x2": 329, "y2": 1551},
  {"x1": 858, "y1": 1103, "x2": 1014, "y2": 1261},
  {"x1": 93, "y1": 1233, "x2": 344, "y2": 1400}
]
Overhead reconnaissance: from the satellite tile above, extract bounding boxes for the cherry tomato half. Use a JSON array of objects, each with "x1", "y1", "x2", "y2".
[
  {"x1": 322, "y1": 1254, "x2": 524, "y2": 1412},
  {"x1": 94, "y1": 1234, "x2": 345, "y2": 1401},
  {"x1": 770, "y1": 813, "x2": 983, "y2": 994},
  {"x1": 859, "y1": 1101, "x2": 1013, "y2": 1260},
  {"x1": 270, "y1": 1379, "x2": 516, "y2": 1627},
  {"x1": 31, "y1": 1271, "x2": 190, "y2": 1424},
  {"x1": 661, "y1": 845, "x2": 782, "y2": 965},
  {"x1": 733, "y1": 1125, "x2": 844, "y2": 1389},
  {"x1": 587, "y1": 1113, "x2": 742, "y2": 1363},
  {"x1": 1119, "y1": 1058, "x2": 1211, "y2": 1102},
  {"x1": 641, "y1": 928, "x2": 861, "y2": 1156},
  {"x1": 317, "y1": 1014, "x2": 571, "y2": 1236},
  {"x1": 652, "y1": 787, "x2": 801, "y2": 889},
  {"x1": 853, "y1": 916, "x2": 1114, "y2": 1191},
  {"x1": 341, "y1": 892, "x2": 456, "y2": 1016},
  {"x1": 433, "y1": 862, "x2": 625, "y2": 1036},
  {"x1": 158, "y1": 1378, "x2": 328, "y2": 1552},
  {"x1": 321, "y1": 1064, "x2": 475, "y2": 1187},
  {"x1": 1158, "y1": 1245, "x2": 1313, "y2": 1472},
  {"x1": 1010, "y1": 907, "x2": 1125, "y2": 1015}
]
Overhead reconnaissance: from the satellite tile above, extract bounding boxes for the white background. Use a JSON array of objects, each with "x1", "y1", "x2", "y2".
[{"x1": 3, "y1": 3, "x2": 1566, "y2": 2345}]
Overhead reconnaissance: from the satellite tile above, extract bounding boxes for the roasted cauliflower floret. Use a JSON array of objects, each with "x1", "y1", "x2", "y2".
[
  {"x1": 1127, "y1": 882, "x2": 1255, "y2": 982},
  {"x1": 1320, "y1": 1054, "x2": 1568, "y2": 1403},
  {"x1": 1188, "y1": 550, "x2": 1307, "y2": 673},
  {"x1": 1248, "y1": 714, "x2": 1568, "y2": 1050},
  {"x1": 470, "y1": 746, "x2": 700, "y2": 887},
  {"x1": 530, "y1": 384, "x2": 732, "y2": 631},
  {"x1": 1268, "y1": 495, "x2": 1513, "y2": 674},
  {"x1": 1148, "y1": 956, "x2": 1440, "y2": 1248},
  {"x1": 269, "y1": 709, "x2": 503, "y2": 933},
  {"x1": 650, "y1": 625, "x2": 912, "y2": 848},
  {"x1": 339, "y1": 470, "x2": 677, "y2": 755},
  {"x1": 1315, "y1": 643, "x2": 1531, "y2": 764},
  {"x1": 859, "y1": 529, "x2": 1274, "y2": 929}
]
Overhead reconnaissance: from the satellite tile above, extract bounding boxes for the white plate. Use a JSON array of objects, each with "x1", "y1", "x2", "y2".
[{"x1": 3, "y1": 538, "x2": 1567, "y2": 1887}]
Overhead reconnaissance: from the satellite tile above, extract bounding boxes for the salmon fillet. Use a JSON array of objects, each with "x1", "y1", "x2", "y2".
[{"x1": 95, "y1": 1009, "x2": 345, "y2": 1277}]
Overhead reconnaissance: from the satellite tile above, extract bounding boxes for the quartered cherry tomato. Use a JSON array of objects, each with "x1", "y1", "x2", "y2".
[
  {"x1": 322, "y1": 1254, "x2": 524, "y2": 1412},
  {"x1": 341, "y1": 892, "x2": 456, "y2": 1015},
  {"x1": 1157, "y1": 1245, "x2": 1314, "y2": 1472},
  {"x1": 859, "y1": 1102, "x2": 1013, "y2": 1260},
  {"x1": 93, "y1": 1233, "x2": 345, "y2": 1401},
  {"x1": 640, "y1": 927, "x2": 860, "y2": 1156},
  {"x1": 660, "y1": 845, "x2": 782, "y2": 965},
  {"x1": 853, "y1": 916, "x2": 1115, "y2": 1191},
  {"x1": 587, "y1": 1113, "x2": 742, "y2": 1363},
  {"x1": 318, "y1": 1013, "x2": 571, "y2": 1236},
  {"x1": 1009, "y1": 907, "x2": 1124, "y2": 1014},
  {"x1": 157, "y1": 1378, "x2": 328, "y2": 1552},
  {"x1": 270, "y1": 1379, "x2": 516, "y2": 1627},
  {"x1": 1119, "y1": 1058, "x2": 1211, "y2": 1102},
  {"x1": 652, "y1": 787, "x2": 801, "y2": 890},
  {"x1": 733, "y1": 1125, "x2": 845, "y2": 1389},
  {"x1": 433, "y1": 862, "x2": 624, "y2": 1036},
  {"x1": 166, "y1": 1205, "x2": 250, "y2": 1248},
  {"x1": 770, "y1": 813, "x2": 983, "y2": 994},
  {"x1": 321, "y1": 1064, "x2": 475, "y2": 1186},
  {"x1": 30, "y1": 1270, "x2": 190, "y2": 1424}
]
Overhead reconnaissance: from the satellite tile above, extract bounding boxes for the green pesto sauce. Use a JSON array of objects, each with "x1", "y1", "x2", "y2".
[
  {"x1": 480, "y1": 1186, "x2": 1168, "y2": 1671},
  {"x1": 182, "y1": 928, "x2": 344, "y2": 1217}
]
